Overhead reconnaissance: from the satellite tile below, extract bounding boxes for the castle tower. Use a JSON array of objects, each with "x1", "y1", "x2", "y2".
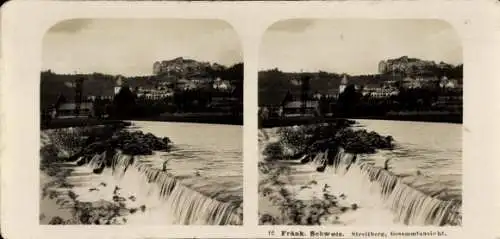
[
  {"x1": 153, "y1": 61, "x2": 162, "y2": 75},
  {"x1": 378, "y1": 61, "x2": 387, "y2": 74},
  {"x1": 339, "y1": 74, "x2": 348, "y2": 94}
]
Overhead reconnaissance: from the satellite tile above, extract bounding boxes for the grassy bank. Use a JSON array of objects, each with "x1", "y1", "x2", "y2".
[
  {"x1": 259, "y1": 113, "x2": 461, "y2": 129},
  {"x1": 41, "y1": 119, "x2": 129, "y2": 130},
  {"x1": 354, "y1": 112, "x2": 462, "y2": 124},
  {"x1": 132, "y1": 112, "x2": 243, "y2": 125},
  {"x1": 259, "y1": 117, "x2": 356, "y2": 129},
  {"x1": 42, "y1": 113, "x2": 243, "y2": 130}
]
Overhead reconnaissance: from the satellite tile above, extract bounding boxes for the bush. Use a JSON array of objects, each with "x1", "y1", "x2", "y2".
[
  {"x1": 262, "y1": 142, "x2": 284, "y2": 160},
  {"x1": 48, "y1": 216, "x2": 65, "y2": 225},
  {"x1": 44, "y1": 126, "x2": 174, "y2": 176},
  {"x1": 336, "y1": 128, "x2": 394, "y2": 154},
  {"x1": 276, "y1": 122, "x2": 394, "y2": 157}
]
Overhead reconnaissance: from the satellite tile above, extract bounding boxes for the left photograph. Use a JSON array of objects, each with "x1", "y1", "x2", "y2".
[{"x1": 39, "y1": 19, "x2": 243, "y2": 225}]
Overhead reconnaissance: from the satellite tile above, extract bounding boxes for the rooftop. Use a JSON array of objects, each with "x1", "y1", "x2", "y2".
[
  {"x1": 58, "y1": 102, "x2": 93, "y2": 111},
  {"x1": 284, "y1": 100, "x2": 319, "y2": 109}
]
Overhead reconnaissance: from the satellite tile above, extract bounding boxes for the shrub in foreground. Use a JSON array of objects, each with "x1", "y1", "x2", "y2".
[{"x1": 275, "y1": 122, "x2": 395, "y2": 157}]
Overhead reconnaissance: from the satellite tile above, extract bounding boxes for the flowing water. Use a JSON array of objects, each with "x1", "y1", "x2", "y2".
[
  {"x1": 258, "y1": 119, "x2": 462, "y2": 226},
  {"x1": 353, "y1": 119, "x2": 462, "y2": 202},
  {"x1": 129, "y1": 121, "x2": 243, "y2": 204},
  {"x1": 40, "y1": 122, "x2": 243, "y2": 225}
]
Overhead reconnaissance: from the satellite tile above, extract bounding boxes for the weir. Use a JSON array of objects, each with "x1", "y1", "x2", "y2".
[
  {"x1": 41, "y1": 128, "x2": 243, "y2": 225},
  {"x1": 304, "y1": 147, "x2": 462, "y2": 226}
]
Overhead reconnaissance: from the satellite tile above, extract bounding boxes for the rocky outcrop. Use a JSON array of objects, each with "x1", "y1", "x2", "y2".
[
  {"x1": 378, "y1": 56, "x2": 461, "y2": 78},
  {"x1": 153, "y1": 57, "x2": 226, "y2": 77}
]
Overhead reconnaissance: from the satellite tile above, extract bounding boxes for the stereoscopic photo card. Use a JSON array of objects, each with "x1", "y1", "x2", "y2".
[{"x1": 1, "y1": 1, "x2": 500, "y2": 239}]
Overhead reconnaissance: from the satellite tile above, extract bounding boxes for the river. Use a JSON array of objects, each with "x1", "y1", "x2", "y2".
[
  {"x1": 40, "y1": 122, "x2": 243, "y2": 225},
  {"x1": 258, "y1": 119, "x2": 462, "y2": 226},
  {"x1": 129, "y1": 121, "x2": 243, "y2": 203},
  {"x1": 353, "y1": 119, "x2": 462, "y2": 202}
]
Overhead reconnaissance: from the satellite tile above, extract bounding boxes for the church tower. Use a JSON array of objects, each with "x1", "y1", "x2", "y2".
[
  {"x1": 339, "y1": 74, "x2": 348, "y2": 94},
  {"x1": 114, "y1": 75, "x2": 124, "y2": 95}
]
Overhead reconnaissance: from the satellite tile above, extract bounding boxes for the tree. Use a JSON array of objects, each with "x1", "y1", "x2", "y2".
[
  {"x1": 55, "y1": 94, "x2": 67, "y2": 108},
  {"x1": 113, "y1": 85, "x2": 136, "y2": 118},
  {"x1": 337, "y1": 84, "x2": 361, "y2": 116},
  {"x1": 300, "y1": 76, "x2": 311, "y2": 114}
]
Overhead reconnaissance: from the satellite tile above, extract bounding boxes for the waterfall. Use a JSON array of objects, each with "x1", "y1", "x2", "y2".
[
  {"x1": 41, "y1": 128, "x2": 242, "y2": 225},
  {"x1": 310, "y1": 148, "x2": 461, "y2": 226},
  {"x1": 81, "y1": 151, "x2": 242, "y2": 225}
]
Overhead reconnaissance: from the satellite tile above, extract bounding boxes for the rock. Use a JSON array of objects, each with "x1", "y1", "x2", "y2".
[
  {"x1": 93, "y1": 164, "x2": 105, "y2": 174},
  {"x1": 76, "y1": 156, "x2": 87, "y2": 166},
  {"x1": 48, "y1": 216, "x2": 65, "y2": 225},
  {"x1": 316, "y1": 165, "x2": 326, "y2": 172}
]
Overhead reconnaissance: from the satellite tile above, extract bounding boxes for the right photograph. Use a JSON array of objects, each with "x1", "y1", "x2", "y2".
[{"x1": 258, "y1": 19, "x2": 463, "y2": 226}]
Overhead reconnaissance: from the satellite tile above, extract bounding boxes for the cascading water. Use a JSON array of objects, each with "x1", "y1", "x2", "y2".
[
  {"x1": 41, "y1": 127, "x2": 243, "y2": 225},
  {"x1": 311, "y1": 147, "x2": 461, "y2": 226},
  {"x1": 258, "y1": 126, "x2": 461, "y2": 226}
]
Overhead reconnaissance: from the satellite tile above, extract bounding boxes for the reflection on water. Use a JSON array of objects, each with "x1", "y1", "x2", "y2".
[{"x1": 354, "y1": 119, "x2": 462, "y2": 201}]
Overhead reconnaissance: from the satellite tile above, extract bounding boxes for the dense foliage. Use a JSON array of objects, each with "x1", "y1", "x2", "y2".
[
  {"x1": 45, "y1": 125, "x2": 173, "y2": 171},
  {"x1": 111, "y1": 131, "x2": 172, "y2": 155},
  {"x1": 336, "y1": 128, "x2": 394, "y2": 154},
  {"x1": 265, "y1": 120, "x2": 394, "y2": 160}
]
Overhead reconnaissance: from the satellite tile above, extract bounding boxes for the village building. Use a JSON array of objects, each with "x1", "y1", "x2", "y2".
[
  {"x1": 362, "y1": 84, "x2": 399, "y2": 98},
  {"x1": 213, "y1": 77, "x2": 232, "y2": 91},
  {"x1": 439, "y1": 76, "x2": 459, "y2": 89},
  {"x1": 53, "y1": 102, "x2": 95, "y2": 119},
  {"x1": 282, "y1": 100, "x2": 320, "y2": 117},
  {"x1": 402, "y1": 76, "x2": 423, "y2": 89},
  {"x1": 313, "y1": 92, "x2": 323, "y2": 100},
  {"x1": 136, "y1": 87, "x2": 174, "y2": 100}
]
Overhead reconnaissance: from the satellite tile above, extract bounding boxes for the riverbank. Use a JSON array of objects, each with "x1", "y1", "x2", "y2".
[
  {"x1": 259, "y1": 113, "x2": 461, "y2": 129},
  {"x1": 259, "y1": 117, "x2": 356, "y2": 129},
  {"x1": 357, "y1": 112, "x2": 462, "y2": 124},
  {"x1": 43, "y1": 113, "x2": 244, "y2": 129},
  {"x1": 41, "y1": 118, "x2": 129, "y2": 130},
  {"x1": 135, "y1": 112, "x2": 243, "y2": 125}
]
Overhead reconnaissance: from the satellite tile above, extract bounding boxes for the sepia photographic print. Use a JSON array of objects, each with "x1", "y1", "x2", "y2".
[
  {"x1": 258, "y1": 19, "x2": 463, "y2": 227},
  {"x1": 39, "y1": 19, "x2": 243, "y2": 225}
]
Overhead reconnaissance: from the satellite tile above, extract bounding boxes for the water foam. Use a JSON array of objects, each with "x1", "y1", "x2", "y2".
[
  {"x1": 310, "y1": 148, "x2": 461, "y2": 226},
  {"x1": 41, "y1": 128, "x2": 242, "y2": 225}
]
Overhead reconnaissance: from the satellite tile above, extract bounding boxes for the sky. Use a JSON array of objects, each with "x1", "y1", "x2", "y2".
[
  {"x1": 259, "y1": 19, "x2": 463, "y2": 75},
  {"x1": 42, "y1": 19, "x2": 242, "y2": 76}
]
